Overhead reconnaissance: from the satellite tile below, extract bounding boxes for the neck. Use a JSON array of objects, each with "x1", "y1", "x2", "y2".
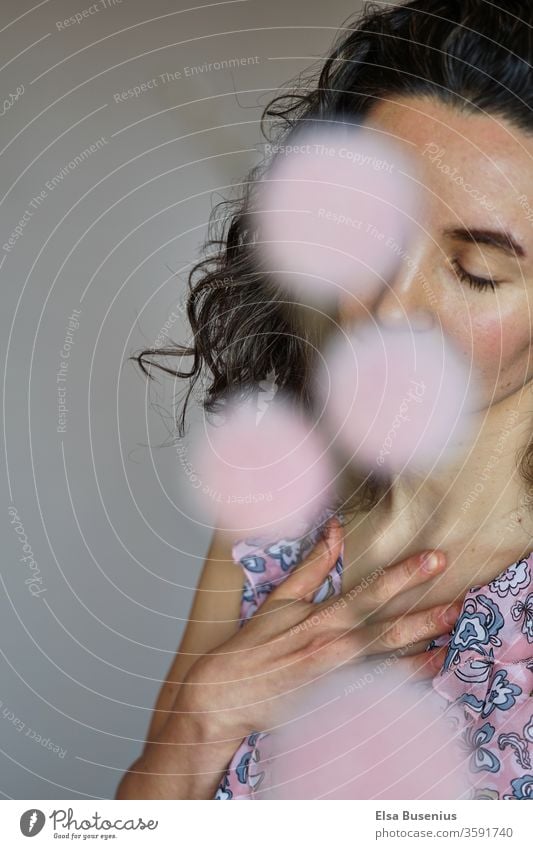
[
  {"x1": 342, "y1": 389, "x2": 533, "y2": 608},
  {"x1": 388, "y1": 397, "x2": 531, "y2": 545}
]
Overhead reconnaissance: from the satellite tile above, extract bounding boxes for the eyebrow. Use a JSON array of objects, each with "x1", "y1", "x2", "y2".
[{"x1": 442, "y1": 227, "x2": 526, "y2": 259}]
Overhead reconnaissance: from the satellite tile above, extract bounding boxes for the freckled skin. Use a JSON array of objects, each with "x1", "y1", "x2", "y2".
[{"x1": 339, "y1": 95, "x2": 533, "y2": 411}]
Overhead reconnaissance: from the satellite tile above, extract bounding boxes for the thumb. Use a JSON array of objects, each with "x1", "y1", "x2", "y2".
[{"x1": 264, "y1": 517, "x2": 344, "y2": 607}]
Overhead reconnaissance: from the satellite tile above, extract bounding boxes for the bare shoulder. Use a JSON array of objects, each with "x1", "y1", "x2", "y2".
[{"x1": 143, "y1": 526, "x2": 245, "y2": 745}]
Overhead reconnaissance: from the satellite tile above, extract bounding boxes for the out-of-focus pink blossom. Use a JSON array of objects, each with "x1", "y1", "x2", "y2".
[
  {"x1": 315, "y1": 322, "x2": 476, "y2": 475},
  {"x1": 188, "y1": 391, "x2": 335, "y2": 536},
  {"x1": 255, "y1": 662, "x2": 470, "y2": 799},
  {"x1": 257, "y1": 125, "x2": 421, "y2": 306}
]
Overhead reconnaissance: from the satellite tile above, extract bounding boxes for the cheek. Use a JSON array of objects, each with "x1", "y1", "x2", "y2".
[{"x1": 442, "y1": 305, "x2": 532, "y2": 393}]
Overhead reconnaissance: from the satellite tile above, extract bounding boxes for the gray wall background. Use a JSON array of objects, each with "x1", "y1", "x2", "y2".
[{"x1": 0, "y1": 0, "x2": 384, "y2": 799}]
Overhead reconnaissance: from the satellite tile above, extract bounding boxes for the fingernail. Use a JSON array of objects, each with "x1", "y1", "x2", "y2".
[
  {"x1": 420, "y1": 552, "x2": 442, "y2": 574},
  {"x1": 443, "y1": 603, "x2": 462, "y2": 626}
]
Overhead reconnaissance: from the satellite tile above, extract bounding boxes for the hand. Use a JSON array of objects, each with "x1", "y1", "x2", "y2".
[{"x1": 178, "y1": 518, "x2": 458, "y2": 740}]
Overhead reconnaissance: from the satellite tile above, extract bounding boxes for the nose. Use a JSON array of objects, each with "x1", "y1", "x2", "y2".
[{"x1": 372, "y1": 249, "x2": 436, "y2": 332}]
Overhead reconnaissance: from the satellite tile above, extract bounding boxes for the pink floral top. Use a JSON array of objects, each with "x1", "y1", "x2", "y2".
[{"x1": 214, "y1": 510, "x2": 533, "y2": 800}]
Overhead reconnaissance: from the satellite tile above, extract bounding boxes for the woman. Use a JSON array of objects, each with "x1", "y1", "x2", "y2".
[{"x1": 117, "y1": 0, "x2": 533, "y2": 799}]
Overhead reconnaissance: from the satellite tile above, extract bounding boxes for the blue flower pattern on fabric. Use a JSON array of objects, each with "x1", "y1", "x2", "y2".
[
  {"x1": 214, "y1": 772, "x2": 233, "y2": 800},
  {"x1": 265, "y1": 539, "x2": 302, "y2": 571},
  {"x1": 443, "y1": 595, "x2": 504, "y2": 671},
  {"x1": 241, "y1": 554, "x2": 266, "y2": 573},
  {"x1": 461, "y1": 722, "x2": 501, "y2": 774},
  {"x1": 481, "y1": 669, "x2": 522, "y2": 717},
  {"x1": 511, "y1": 592, "x2": 533, "y2": 643},
  {"x1": 498, "y1": 733, "x2": 531, "y2": 770},
  {"x1": 504, "y1": 774, "x2": 533, "y2": 799},
  {"x1": 489, "y1": 558, "x2": 530, "y2": 598}
]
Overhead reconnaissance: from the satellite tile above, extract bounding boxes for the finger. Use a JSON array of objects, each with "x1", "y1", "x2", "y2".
[
  {"x1": 349, "y1": 549, "x2": 447, "y2": 619},
  {"x1": 395, "y1": 646, "x2": 449, "y2": 681},
  {"x1": 356, "y1": 601, "x2": 463, "y2": 656},
  {"x1": 262, "y1": 517, "x2": 344, "y2": 609},
  {"x1": 389, "y1": 636, "x2": 448, "y2": 658}
]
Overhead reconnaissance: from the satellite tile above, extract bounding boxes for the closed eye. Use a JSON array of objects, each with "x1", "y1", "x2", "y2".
[{"x1": 451, "y1": 258, "x2": 502, "y2": 292}]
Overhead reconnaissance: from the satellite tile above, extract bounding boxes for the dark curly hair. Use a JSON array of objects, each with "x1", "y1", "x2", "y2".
[{"x1": 131, "y1": 0, "x2": 533, "y2": 529}]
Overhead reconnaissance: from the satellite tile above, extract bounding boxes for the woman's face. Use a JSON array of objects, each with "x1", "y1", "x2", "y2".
[{"x1": 339, "y1": 95, "x2": 533, "y2": 411}]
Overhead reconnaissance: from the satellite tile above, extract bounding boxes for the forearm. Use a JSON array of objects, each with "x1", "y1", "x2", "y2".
[{"x1": 115, "y1": 710, "x2": 243, "y2": 800}]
